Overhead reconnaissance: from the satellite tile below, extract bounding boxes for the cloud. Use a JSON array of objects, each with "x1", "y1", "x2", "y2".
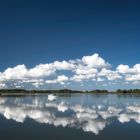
[
  {"x1": 127, "y1": 106, "x2": 140, "y2": 113},
  {"x1": 117, "y1": 64, "x2": 140, "y2": 74},
  {"x1": 46, "y1": 75, "x2": 69, "y2": 85},
  {"x1": 57, "y1": 103, "x2": 68, "y2": 112},
  {"x1": 53, "y1": 60, "x2": 75, "y2": 70},
  {"x1": 0, "y1": 83, "x2": 7, "y2": 88},
  {"x1": 125, "y1": 74, "x2": 140, "y2": 81},
  {"x1": 32, "y1": 82, "x2": 44, "y2": 88},
  {"x1": 0, "y1": 97, "x2": 107, "y2": 135},
  {"x1": 98, "y1": 68, "x2": 122, "y2": 81},
  {"x1": 1, "y1": 96, "x2": 140, "y2": 135},
  {"x1": 82, "y1": 53, "x2": 110, "y2": 68},
  {"x1": 0, "y1": 53, "x2": 140, "y2": 89},
  {"x1": 117, "y1": 65, "x2": 136, "y2": 74},
  {"x1": 70, "y1": 74, "x2": 96, "y2": 82},
  {"x1": 99, "y1": 106, "x2": 122, "y2": 119},
  {"x1": 82, "y1": 120, "x2": 107, "y2": 135},
  {"x1": 0, "y1": 65, "x2": 28, "y2": 81},
  {"x1": 28, "y1": 64, "x2": 55, "y2": 78},
  {"x1": 75, "y1": 68, "x2": 98, "y2": 75},
  {"x1": 117, "y1": 64, "x2": 140, "y2": 83}
]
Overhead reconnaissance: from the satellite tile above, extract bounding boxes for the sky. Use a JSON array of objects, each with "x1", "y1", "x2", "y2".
[{"x1": 0, "y1": 0, "x2": 140, "y2": 90}]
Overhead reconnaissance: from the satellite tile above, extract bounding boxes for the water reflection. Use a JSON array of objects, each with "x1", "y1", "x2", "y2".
[{"x1": 0, "y1": 94, "x2": 140, "y2": 135}]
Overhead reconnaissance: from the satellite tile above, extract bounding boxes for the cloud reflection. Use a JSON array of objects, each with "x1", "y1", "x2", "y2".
[{"x1": 0, "y1": 96, "x2": 140, "y2": 135}]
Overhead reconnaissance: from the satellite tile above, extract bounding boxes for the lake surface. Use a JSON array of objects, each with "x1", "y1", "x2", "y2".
[{"x1": 0, "y1": 93, "x2": 140, "y2": 140}]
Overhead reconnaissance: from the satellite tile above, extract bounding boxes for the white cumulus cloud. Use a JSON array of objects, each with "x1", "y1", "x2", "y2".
[{"x1": 0, "y1": 53, "x2": 140, "y2": 89}]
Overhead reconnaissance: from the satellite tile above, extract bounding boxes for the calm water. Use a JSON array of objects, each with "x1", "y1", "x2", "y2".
[{"x1": 0, "y1": 93, "x2": 140, "y2": 140}]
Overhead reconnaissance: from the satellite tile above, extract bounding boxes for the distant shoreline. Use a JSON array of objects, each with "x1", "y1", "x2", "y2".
[{"x1": 1, "y1": 89, "x2": 140, "y2": 96}]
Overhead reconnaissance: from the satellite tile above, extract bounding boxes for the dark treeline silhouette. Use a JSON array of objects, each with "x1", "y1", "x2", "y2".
[
  {"x1": 0, "y1": 89, "x2": 83, "y2": 95},
  {"x1": 1, "y1": 88, "x2": 140, "y2": 96},
  {"x1": 116, "y1": 89, "x2": 140, "y2": 94},
  {"x1": 87, "y1": 90, "x2": 109, "y2": 94}
]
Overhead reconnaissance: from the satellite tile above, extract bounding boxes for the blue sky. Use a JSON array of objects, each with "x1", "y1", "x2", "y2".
[{"x1": 0, "y1": 0, "x2": 140, "y2": 90}]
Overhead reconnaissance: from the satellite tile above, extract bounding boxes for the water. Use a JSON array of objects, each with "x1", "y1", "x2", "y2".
[{"x1": 0, "y1": 93, "x2": 140, "y2": 140}]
